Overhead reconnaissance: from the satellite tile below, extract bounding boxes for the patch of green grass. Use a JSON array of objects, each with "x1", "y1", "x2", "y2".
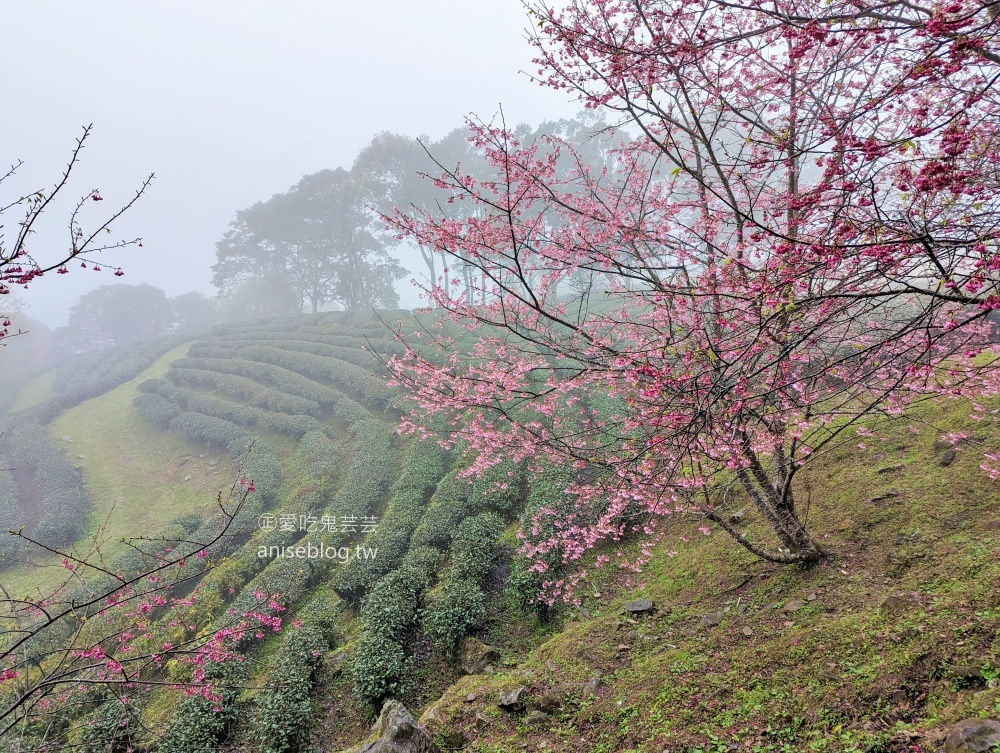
[
  {"x1": 49, "y1": 343, "x2": 237, "y2": 538},
  {"x1": 4, "y1": 344, "x2": 238, "y2": 597},
  {"x1": 9, "y1": 368, "x2": 56, "y2": 411},
  {"x1": 413, "y1": 396, "x2": 1000, "y2": 753}
]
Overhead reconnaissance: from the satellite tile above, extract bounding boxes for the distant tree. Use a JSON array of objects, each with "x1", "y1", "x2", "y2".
[
  {"x1": 218, "y1": 277, "x2": 301, "y2": 320},
  {"x1": 61, "y1": 283, "x2": 174, "y2": 349},
  {"x1": 354, "y1": 113, "x2": 628, "y2": 304},
  {"x1": 212, "y1": 168, "x2": 404, "y2": 313},
  {"x1": 171, "y1": 291, "x2": 221, "y2": 336}
]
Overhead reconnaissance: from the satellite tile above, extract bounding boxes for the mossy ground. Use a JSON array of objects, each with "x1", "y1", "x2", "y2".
[{"x1": 413, "y1": 398, "x2": 1000, "y2": 752}]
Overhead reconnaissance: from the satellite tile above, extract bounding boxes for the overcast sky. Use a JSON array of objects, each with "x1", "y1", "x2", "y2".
[{"x1": 1, "y1": 1, "x2": 581, "y2": 327}]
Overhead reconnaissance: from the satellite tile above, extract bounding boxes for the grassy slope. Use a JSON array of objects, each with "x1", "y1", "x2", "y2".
[
  {"x1": 6, "y1": 343, "x2": 238, "y2": 597},
  {"x1": 402, "y1": 398, "x2": 1000, "y2": 753},
  {"x1": 5, "y1": 324, "x2": 998, "y2": 752},
  {"x1": 8, "y1": 369, "x2": 55, "y2": 412}
]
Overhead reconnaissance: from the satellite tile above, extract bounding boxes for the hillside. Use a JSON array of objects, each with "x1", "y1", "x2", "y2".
[{"x1": 0, "y1": 313, "x2": 997, "y2": 753}]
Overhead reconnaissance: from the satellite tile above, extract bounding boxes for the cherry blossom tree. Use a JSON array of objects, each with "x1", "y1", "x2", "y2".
[
  {"x1": 382, "y1": 0, "x2": 1000, "y2": 601},
  {"x1": 0, "y1": 469, "x2": 281, "y2": 749},
  {"x1": 0, "y1": 125, "x2": 153, "y2": 343}
]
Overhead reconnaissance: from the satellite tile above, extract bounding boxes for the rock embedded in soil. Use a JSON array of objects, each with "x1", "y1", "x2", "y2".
[
  {"x1": 939, "y1": 448, "x2": 957, "y2": 466},
  {"x1": 347, "y1": 699, "x2": 441, "y2": 753},
  {"x1": 880, "y1": 593, "x2": 920, "y2": 612},
  {"x1": 784, "y1": 599, "x2": 805, "y2": 613},
  {"x1": 700, "y1": 612, "x2": 723, "y2": 628},
  {"x1": 525, "y1": 710, "x2": 550, "y2": 725},
  {"x1": 457, "y1": 637, "x2": 500, "y2": 675},
  {"x1": 581, "y1": 672, "x2": 602, "y2": 699},
  {"x1": 539, "y1": 684, "x2": 573, "y2": 713},
  {"x1": 944, "y1": 718, "x2": 1000, "y2": 752},
  {"x1": 624, "y1": 599, "x2": 654, "y2": 615},
  {"x1": 947, "y1": 665, "x2": 985, "y2": 682},
  {"x1": 498, "y1": 686, "x2": 528, "y2": 712}
]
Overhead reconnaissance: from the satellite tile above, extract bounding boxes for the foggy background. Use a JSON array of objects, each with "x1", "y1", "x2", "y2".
[{"x1": 1, "y1": 1, "x2": 580, "y2": 327}]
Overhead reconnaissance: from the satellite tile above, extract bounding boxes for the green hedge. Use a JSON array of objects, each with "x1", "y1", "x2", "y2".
[
  {"x1": 235, "y1": 346, "x2": 390, "y2": 407},
  {"x1": 0, "y1": 421, "x2": 91, "y2": 547},
  {"x1": 297, "y1": 431, "x2": 341, "y2": 490},
  {"x1": 74, "y1": 696, "x2": 143, "y2": 753},
  {"x1": 133, "y1": 392, "x2": 182, "y2": 426},
  {"x1": 169, "y1": 359, "x2": 366, "y2": 422},
  {"x1": 169, "y1": 412, "x2": 250, "y2": 448},
  {"x1": 0, "y1": 469, "x2": 23, "y2": 560},
  {"x1": 352, "y1": 546, "x2": 442, "y2": 704},
  {"x1": 468, "y1": 459, "x2": 526, "y2": 513},
  {"x1": 257, "y1": 411, "x2": 324, "y2": 438},
  {"x1": 352, "y1": 631, "x2": 408, "y2": 704},
  {"x1": 326, "y1": 419, "x2": 394, "y2": 521},
  {"x1": 166, "y1": 368, "x2": 321, "y2": 415},
  {"x1": 332, "y1": 438, "x2": 452, "y2": 600},
  {"x1": 246, "y1": 625, "x2": 328, "y2": 753},
  {"x1": 159, "y1": 660, "x2": 245, "y2": 753},
  {"x1": 503, "y1": 464, "x2": 576, "y2": 612},
  {"x1": 420, "y1": 578, "x2": 487, "y2": 654},
  {"x1": 408, "y1": 469, "x2": 475, "y2": 550}
]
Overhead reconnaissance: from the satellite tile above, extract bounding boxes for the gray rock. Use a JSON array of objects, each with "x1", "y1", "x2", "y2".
[
  {"x1": 880, "y1": 593, "x2": 920, "y2": 612},
  {"x1": 183, "y1": 475, "x2": 192, "y2": 481},
  {"x1": 457, "y1": 637, "x2": 500, "y2": 675},
  {"x1": 498, "y1": 686, "x2": 528, "y2": 712},
  {"x1": 581, "y1": 672, "x2": 602, "y2": 699},
  {"x1": 944, "y1": 718, "x2": 1000, "y2": 753},
  {"x1": 539, "y1": 684, "x2": 572, "y2": 713},
  {"x1": 350, "y1": 700, "x2": 441, "y2": 753},
  {"x1": 741, "y1": 626, "x2": 754, "y2": 637},
  {"x1": 728, "y1": 508, "x2": 746, "y2": 524},
  {"x1": 578, "y1": 607, "x2": 592, "y2": 619},
  {"x1": 328, "y1": 650, "x2": 350, "y2": 674},
  {"x1": 624, "y1": 599, "x2": 654, "y2": 614},
  {"x1": 870, "y1": 490, "x2": 900, "y2": 505},
  {"x1": 784, "y1": 599, "x2": 806, "y2": 613},
  {"x1": 525, "y1": 710, "x2": 549, "y2": 725},
  {"x1": 700, "y1": 612, "x2": 723, "y2": 628},
  {"x1": 940, "y1": 448, "x2": 957, "y2": 466},
  {"x1": 876, "y1": 464, "x2": 905, "y2": 474},
  {"x1": 948, "y1": 665, "x2": 985, "y2": 682}
]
